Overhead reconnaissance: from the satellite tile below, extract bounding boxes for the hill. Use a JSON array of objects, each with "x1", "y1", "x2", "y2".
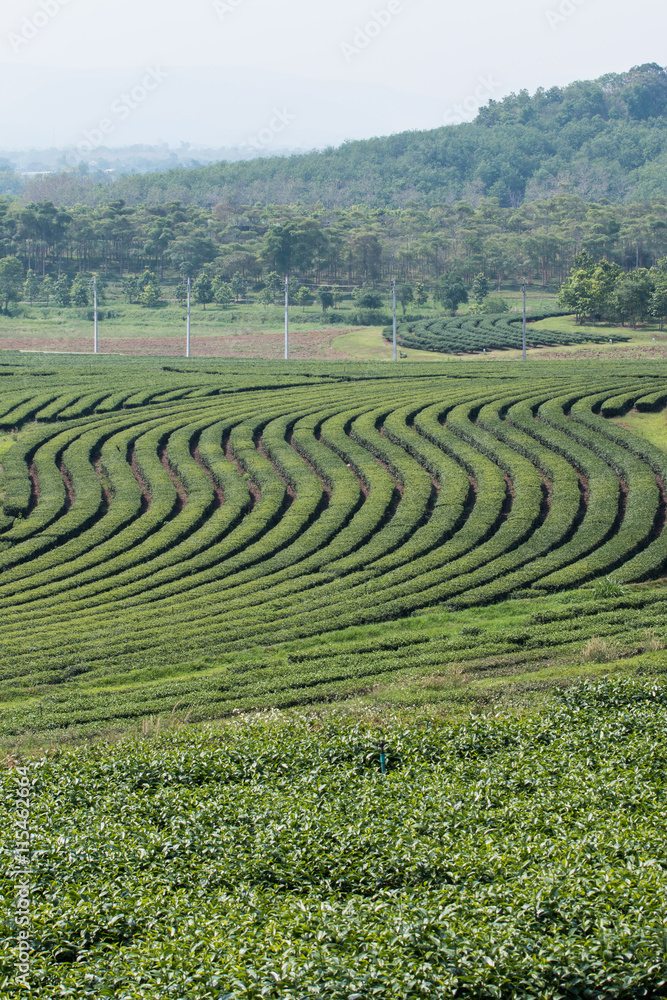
[{"x1": 19, "y1": 62, "x2": 667, "y2": 210}]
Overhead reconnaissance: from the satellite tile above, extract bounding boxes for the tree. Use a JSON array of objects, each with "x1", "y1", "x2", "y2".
[
  {"x1": 122, "y1": 276, "x2": 140, "y2": 304},
  {"x1": 0, "y1": 256, "x2": 24, "y2": 313},
  {"x1": 318, "y1": 287, "x2": 334, "y2": 313},
  {"x1": 263, "y1": 271, "x2": 284, "y2": 303},
  {"x1": 213, "y1": 278, "x2": 233, "y2": 307},
  {"x1": 230, "y1": 272, "x2": 246, "y2": 302},
  {"x1": 53, "y1": 275, "x2": 71, "y2": 307},
  {"x1": 483, "y1": 295, "x2": 510, "y2": 314},
  {"x1": 354, "y1": 285, "x2": 383, "y2": 310},
  {"x1": 41, "y1": 276, "x2": 54, "y2": 303},
  {"x1": 397, "y1": 283, "x2": 414, "y2": 317},
  {"x1": 71, "y1": 274, "x2": 90, "y2": 307},
  {"x1": 414, "y1": 281, "x2": 428, "y2": 307},
  {"x1": 23, "y1": 269, "x2": 40, "y2": 305},
  {"x1": 168, "y1": 234, "x2": 218, "y2": 279},
  {"x1": 294, "y1": 285, "x2": 313, "y2": 313},
  {"x1": 612, "y1": 269, "x2": 655, "y2": 328},
  {"x1": 262, "y1": 220, "x2": 330, "y2": 275},
  {"x1": 557, "y1": 251, "x2": 622, "y2": 323},
  {"x1": 471, "y1": 272, "x2": 489, "y2": 306},
  {"x1": 193, "y1": 274, "x2": 214, "y2": 309},
  {"x1": 140, "y1": 274, "x2": 162, "y2": 308},
  {"x1": 434, "y1": 273, "x2": 468, "y2": 314},
  {"x1": 652, "y1": 280, "x2": 667, "y2": 329}
]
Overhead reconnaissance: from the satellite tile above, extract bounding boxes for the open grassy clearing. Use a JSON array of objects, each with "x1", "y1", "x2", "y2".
[
  {"x1": 0, "y1": 288, "x2": 655, "y2": 362},
  {"x1": 613, "y1": 408, "x2": 667, "y2": 452}
]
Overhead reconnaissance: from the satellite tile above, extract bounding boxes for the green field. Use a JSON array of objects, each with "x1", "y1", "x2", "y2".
[
  {"x1": 2, "y1": 351, "x2": 667, "y2": 997},
  {"x1": 2, "y1": 293, "x2": 665, "y2": 364}
]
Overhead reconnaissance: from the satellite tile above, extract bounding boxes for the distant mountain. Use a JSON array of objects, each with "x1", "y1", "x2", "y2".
[{"x1": 10, "y1": 63, "x2": 667, "y2": 210}]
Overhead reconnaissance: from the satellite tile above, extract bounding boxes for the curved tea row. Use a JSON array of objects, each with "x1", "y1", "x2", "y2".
[{"x1": 1, "y1": 362, "x2": 666, "y2": 701}]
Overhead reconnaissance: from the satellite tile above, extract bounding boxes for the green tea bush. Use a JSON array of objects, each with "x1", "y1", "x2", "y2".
[{"x1": 2, "y1": 679, "x2": 667, "y2": 997}]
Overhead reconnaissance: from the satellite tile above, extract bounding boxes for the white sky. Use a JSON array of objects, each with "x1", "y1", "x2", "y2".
[{"x1": 0, "y1": 0, "x2": 664, "y2": 149}]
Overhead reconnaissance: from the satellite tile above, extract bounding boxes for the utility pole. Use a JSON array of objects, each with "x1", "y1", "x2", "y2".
[
  {"x1": 285, "y1": 275, "x2": 289, "y2": 360},
  {"x1": 186, "y1": 277, "x2": 191, "y2": 358},
  {"x1": 93, "y1": 276, "x2": 98, "y2": 354},
  {"x1": 522, "y1": 277, "x2": 527, "y2": 362},
  {"x1": 392, "y1": 279, "x2": 397, "y2": 362}
]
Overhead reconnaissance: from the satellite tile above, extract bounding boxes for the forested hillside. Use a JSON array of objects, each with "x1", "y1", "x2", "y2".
[{"x1": 16, "y1": 63, "x2": 667, "y2": 210}]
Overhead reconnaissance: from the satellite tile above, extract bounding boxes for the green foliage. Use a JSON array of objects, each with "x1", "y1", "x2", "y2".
[
  {"x1": 71, "y1": 274, "x2": 91, "y2": 308},
  {"x1": 53, "y1": 274, "x2": 71, "y2": 307},
  {"x1": 414, "y1": 281, "x2": 428, "y2": 307},
  {"x1": 2, "y1": 679, "x2": 667, "y2": 995},
  {"x1": 434, "y1": 274, "x2": 468, "y2": 314},
  {"x1": 354, "y1": 285, "x2": 383, "y2": 310},
  {"x1": 389, "y1": 310, "x2": 598, "y2": 353},
  {"x1": 23, "y1": 268, "x2": 40, "y2": 305},
  {"x1": 192, "y1": 274, "x2": 214, "y2": 309},
  {"x1": 0, "y1": 256, "x2": 24, "y2": 313},
  {"x1": 482, "y1": 294, "x2": 509, "y2": 314},
  {"x1": 396, "y1": 282, "x2": 413, "y2": 316},
  {"x1": 318, "y1": 287, "x2": 334, "y2": 312},
  {"x1": 593, "y1": 576, "x2": 627, "y2": 599},
  {"x1": 213, "y1": 277, "x2": 234, "y2": 306},
  {"x1": 121, "y1": 275, "x2": 140, "y2": 304},
  {"x1": 471, "y1": 272, "x2": 489, "y2": 305},
  {"x1": 26, "y1": 63, "x2": 667, "y2": 210},
  {"x1": 230, "y1": 272, "x2": 246, "y2": 302},
  {"x1": 0, "y1": 354, "x2": 666, "y2": 747}
]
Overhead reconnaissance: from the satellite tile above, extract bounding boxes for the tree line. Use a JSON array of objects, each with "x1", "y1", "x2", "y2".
[
  {"x1": 558, "y1": 251, "x2": 667, "y2": 327},
  {"x1": 1, "y1": 192, "x2": 667, "y2": 311}
]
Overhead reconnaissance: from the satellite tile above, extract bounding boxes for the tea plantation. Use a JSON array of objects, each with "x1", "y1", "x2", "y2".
[
  {"x1": 3, "y1": 680, "x2": 667, "y2": 997},
  {"x1": 2, "y1": 352, "x2": 667, "y2": 997},
  {"x1": 387, "y1": 313, "x2": 628, "y2": 355}
]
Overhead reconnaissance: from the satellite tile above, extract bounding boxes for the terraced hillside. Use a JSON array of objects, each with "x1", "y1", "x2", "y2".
[{"x1": 1, "y1": 353, "x2": 667, "y2": 738}]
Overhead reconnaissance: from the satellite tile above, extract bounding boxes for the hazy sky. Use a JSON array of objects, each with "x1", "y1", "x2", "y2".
[{"x1": 1, "y1": 0, "x2": 664, "y2": 150}]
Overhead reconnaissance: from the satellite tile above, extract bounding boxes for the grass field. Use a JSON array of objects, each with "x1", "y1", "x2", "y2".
[
  {"x1": 2, "y1": 349, "x2": 667, "y2": 997},
  {"x1": 3, "y1": 291, "x2": 666, "y2": 363}
]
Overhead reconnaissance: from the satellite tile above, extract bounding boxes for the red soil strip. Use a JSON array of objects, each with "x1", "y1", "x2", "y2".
[
  {"x1": 2, "y1": 329, "x2": 357, "y2": 361},
  {"x1": 58, "y1": 459, "x2": 75, "y2": 511},
  {"x1": 653, "y1": 474, "x2": 667, "y2": 539},
  {"x1": 27, "y1": 461, "x2": 40, "y2": 514},
  {"x1": 192, "y1": 442, "x2": 225, "y2": 506},
  {"x1": 256, "y1": 435, "x2": 296, "y2": 501},
  {"x1": 158, "y1": 441, "x2": 188, "y2": 512},
  {"x1": 92, "y1": 458, "x2": 113, "y2": 509},
  {"x1": 286, "y1": 430, "x2": 332, "y2": 502},
  {"x1": 315, "y1": 426, "x2": 370, "y2": 499},
  {"x1": 223, "y1": 433, "x2": 260, "y2": 505},
  {"x1": 129, "y1": 448, "x2": 152, "y2": 511}
]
